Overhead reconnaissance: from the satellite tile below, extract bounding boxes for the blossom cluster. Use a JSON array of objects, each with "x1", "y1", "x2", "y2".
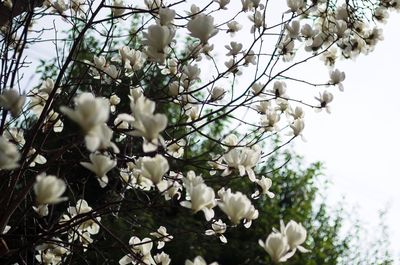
[{"x1": 0, "y1": 0, "x2": 396, "y2": 264}]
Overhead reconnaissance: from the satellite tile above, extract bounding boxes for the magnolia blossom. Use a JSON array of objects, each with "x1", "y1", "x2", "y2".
[
  {"x1": 137, "y1": 154, "x2": 169, "y2": 186},
  {"x1": 283, "y1": 220, "x2": 309, "y2": 252},
  {"x1": 260, "y1": 109, "x2": 280, "y2": 131},
  {"x1": 329, "y1": 69, "x2": 346, "y2": 91},
  {"x1": 130, "y1": 96, "x2": 168, "y2": 152},
  {"x1": 166, "y1": 139, "x2": 186, "y2": 158},
  {"x1": 34, "y1": 174, "x2": 67, "y2": 205},
  {"x1": 112, "y1": 0, "x2": 125, "y2": 16},
  {"x1": 217, "y1": 188, "x2": 258, "y2": 227},
  {"x1": 0, "y1": 89, "x2": 25, "y2": 117},
  {"x1": 119, "y1": 236, "x2": 154, "y2": 265},
  {"x1": 159, "y1": 8, "x2": 175, "y2": 26},
  {"x1": 60, "y1": 93, "x2": 115, "y2": 151},
  {"x1": 315, "y1": 90, "x2": 334, "y2": 113},
  {"x1": 143, "y1": 24, "x2": 175, "y2": 63},
  {"x1": 259, "y1": 232, "x2": 292, "y2": 263},
  {"x1": 185, "y1": 256, "x2": 218, "y2": 265},
  {"x1": 64, "y1": 199, "x2": 101, "y2": 246},
  {"x1": 227, "y1": 21, "x2": 242, "y2": 34},
  {"x1": 33, "y1": 174, "x2": 67, "y2": 217},
  {"x1": 154, "y1": 252, "x2": 171, "y2": 265},
  {"x1": 290, "y1": 119, "x2": 305, "y2": 137},
  {"x1": 181, "y1": 182, "x2": 216, "y2": 221},
  {"x1": 210, "y1": 86, "x2": 225, "y2": 101},
  {"x1": 116, "y1": 46, "x2": 146, "y2": 71},
  {"x1": 205, "y1": 219, "x2": 227, "y2": 243},
  {"x1": 150, "y1": 226, "x2": 173, "y2": 249},
  {"x1": 187, "y1": 14, "x2": 218, "y2": 44},
  {"x1": 252, "y1": 176, "x2": 274, "y2": 199},
  {"x1": 222, "y1": 145, "x2": 261, "y2": 181},
  {"x1": 80, "y1": 153, "x2": 117, "y2": 188},
  {"x1": 0, "y1": 136, "x2": 20, "y2": 170}
]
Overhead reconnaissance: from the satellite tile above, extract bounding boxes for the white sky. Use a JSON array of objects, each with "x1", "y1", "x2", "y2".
[{"x1": 294, "y1": 12, "x2": 400, "y2": 262}]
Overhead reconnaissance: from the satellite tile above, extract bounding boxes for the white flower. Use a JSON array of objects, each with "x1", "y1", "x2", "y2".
[
  {"x1": 166, "y1": 139, "x2": 186, "y2": 158},
  {"x1": 223, "y1": 134, "x2": 238, "y2": 147},
  {"x1": 154, "y1": 252, "x2": 171, "y2": 265},
  {"x1": 0, "y1": 89, "x2": 25, "y2": 117},
  {"x1": 217, "y1": 188, "x2": 258, "y2": 227},
  {"x1": 286, "y1": 0, "x2": 303, "y2": 13},
  {"x1": 259, "y1": 232, "x2": 292, "y2": 263},
  {"x1": 144, "y1": 0, "x2": 161, "y2": 9},
  {"x1": 225, "y1": 42, "x2": 242, "y2": 56},
  {"x1": 270, "y1": 81, "x2": 287, "y2": 98},
  {"x1": 112, "y1": 0, "x2": 125, "y2": 17},
  {"x1": 159, "y1": 8, "x2": 175, "y2": 26},
  {"x1": 260, "y1": 110, "x2": 280, "y2": 132},
  {"x1": 286, "y1": 20, "x2": 300, "y2": 39},
  {"x1": 329, "y1": 69, "x2": 345, "y2": 91},
  {"x1": 214, "y1": 0, "x2": 230, "y2": 9},
  {"x1": 180, "y1": 182, "x2": 216, "y2": 221},
  {"x1": 289, "y1": 106, "x2": 304, "y2": 119},
  {"x1": 185, "y1": 256, "x2": 218, "y2": 265},
  {"x1": 187, "y1": 14, "x2": 218, "y2": 44},
  {"x1": 150, "y1": 226, "x2": 173, "y2": 249},
  {"x1": 80, "y1": 153, "x2": 117, "y2": 188},
  {"x1": 143, "y1": 24, "x2": 175, "y2": 63},
  {"x1": 117, "y1": 46, "x2": 146, "y2": 71},
  {"x1": 130, "y1": 96, "x2": 168, "y2": 152},
  {"x1": 301, "y1": 24, "x2": 318, "y2": 39},
  {"x1": 227, "y1": 21, "x2": 242, "y2": 34},
  {"x1": 34, "y1": 174, "x2": 67, "y2": 205},
  {"x1": 60, "y1": 93, "x2": 109, "y2": 133},
  {"x1": 0, "y1": 136, "x2": 20, "y2": 170},
  {"x1": 119, "y1": 236, "x2": 154, "y2": 265},
  {"x1": 290, "y1": 118, "x2": 305, "y2": 137},
  {"x1": 65, "y1": 199, "x2": 101, "y2": 243},
  {"x1": 4, "y1": 128, "x2": 25, "y2": 146},
  {"x1": 315, "y1": 90, "x2": 334, "y2": 113},
  {"x1": 283, "y1": 220, "x2": 309, "y2": 252},
  {"x1": 249, "y1": 11, "x2": 264, "y2": 33},
  {"x1": 138, "y1": 154, "x2": 169, "y2": 186},
  {"x1": 252, "y1": 176, "x2": 274, "y2": 199},
  {"x1": 205, "y1": 219, "x2": 227, "y2": 243},
  {"x1": 210, "y1": 86, "x2": 225, "y2": 101}
]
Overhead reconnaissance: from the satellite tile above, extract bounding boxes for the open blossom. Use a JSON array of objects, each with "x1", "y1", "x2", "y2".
[
  {"x1": 210, "y1": 86, "x2": 225, "y2": 101},
  {"x1": 225, "y1": 42, "x2": 243, "y2": 56},
  {"x1": 64, "y1": 199, "x2": 101, "y2": 246},
  {"x1": 187, "y1": 14, "x2": 218, "y2": 44},
  {"x1": 283, "y1": 220, "x2": 309, "y2": 252},
  {"x1": 217, "y1": 188, "x2": 258, "y2": 227},
  {"x1": 159, "y1": 7, "x2": 175, "y2": 26},
  {"x1": 119, "y1": 236, "x2": 154, "y2": 265},
  {"x1": 259, "y1": 232, "x2": 292, "y2": 263},
  {"x1": 185, "y1": 256, "x2": 218, "y2": 265},
  {"x1": 116, "y1": 46, "x2": 146, "y2": 71},
  {"x1": 60, "y1": 93, "x2": 113, "y2": 151},
  {"x1": 222, "y1": 145, "x2": 261, "y2": 181},
  {"x1": 0, "y1": 136, "x2": 20, "y2": 170},
  {"x1": 260, "y1": 109, "x2": 280, "y2": 132},
  {"x1": 130, "y1": 96, "x2": 168, "y2": 152},
  {"x1": 290, "y1": 118, "x2": 305, "y2": 137},
  {"x1": 0, "y1": 89, "x2": 25, "y2": 117},
  {"x1": 205, "y1": 219, "x2": 227, "y2": 243},
  {"x1": 34, "y1": 174, "x2": 67, "y2": 205},
  {"x1": 227, "y1": 21, "x2": 242, "y2": 34},
  {"x1": 181, "y1": 182, "x2": 216, "y2": 221},
  {"x1": 315, "y1": 90, "x2": 334, "y2": 113},
  {"x1": 150, "y1": 226, "x2": 173, "y2": 249},
  {"x1": 329, "y1": 69, "x2": 346, "y2": 91},
  {"x1": 154, "y1": 252, "x2": 171, "y2": 265},
  {"x1": 137, "y1": 154, "x2": 169, "y2": 186},
  {"x1": 252, "y1": 176, "x2": 274, "y2": 199},
  {"x1": 80, "y1": 153, "x2": 117, "y2": 188},
  {"x1": 143, "y1": 24, "x2": 175, "y2": 63}
]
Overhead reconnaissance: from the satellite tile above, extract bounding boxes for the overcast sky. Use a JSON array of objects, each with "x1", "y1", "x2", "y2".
[{"x1": 294, "y1": 12, "x2": 400, "y2": 261}]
